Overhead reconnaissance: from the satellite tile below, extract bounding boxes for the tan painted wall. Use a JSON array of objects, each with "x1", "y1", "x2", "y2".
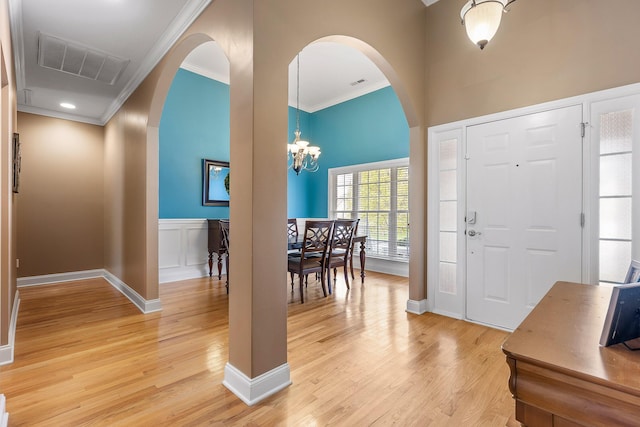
[
  {"x1": 0, "y1": 0, "x2": 17, "y2": 346},
  {"x1": 425, "y1": 0, "x2": 640, "y2": 126},
  {"x1": 16, "y1": 112, "x2": 104, "y2": 277}
]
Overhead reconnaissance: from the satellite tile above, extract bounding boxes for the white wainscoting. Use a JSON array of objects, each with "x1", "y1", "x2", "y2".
[
  {"x1": 159, "y1": 219, "x2": 222, "y2": 283},
  {"x1": 158, "y1": 218, "x2": 408, "y2": 282}
]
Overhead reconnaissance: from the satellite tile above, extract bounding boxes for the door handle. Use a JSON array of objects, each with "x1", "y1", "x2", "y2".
[{"x1": 467, "y1": 229, "x2": 482, "y2": 237}]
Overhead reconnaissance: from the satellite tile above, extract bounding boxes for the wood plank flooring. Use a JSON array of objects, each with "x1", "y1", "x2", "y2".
[{"x1": 0, "y1": 272, "x2": 515, "y2": 426}]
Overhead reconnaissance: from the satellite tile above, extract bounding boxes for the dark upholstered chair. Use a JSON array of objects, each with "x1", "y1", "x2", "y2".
[
  {"x1": 327, "y1": 219, "x2": 359, "y2": 291},
  {"x1": 287, "y1": 220, "x2": 334, "y2": 303},
  {"x1": 219, "y1": 220, "x2": 230, "y2": 293}
]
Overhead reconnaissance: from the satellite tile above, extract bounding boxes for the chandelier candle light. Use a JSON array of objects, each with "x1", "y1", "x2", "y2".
[
  {"x1": 460, "y1": 0, "x2": 518, "y2": 50},
  {"x1": 288, "y1": 53, "x2": 320, "y2": 175}
]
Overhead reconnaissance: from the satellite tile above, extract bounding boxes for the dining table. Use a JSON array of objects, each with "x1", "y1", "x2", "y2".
[
  {"x1": 207, "y1": 219, "x2": 368, "y2": 282},
  {"x1": 288, "y1": 233, "x2": 368, "y2": 283}
]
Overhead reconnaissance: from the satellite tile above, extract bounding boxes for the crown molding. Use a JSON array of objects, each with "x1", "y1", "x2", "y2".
[
  {"x1": 301, "y1": 81, "x2": 391, "y2": 113},
  {"x1": 7, "y1": 0, "x2": 25, "y2": 90},
  {"x1": 180, "y1": 63, "x2": 229, "y2": 85},
  {"x1": 18, "y1": 104, "x2": 103, "y2": 126}
]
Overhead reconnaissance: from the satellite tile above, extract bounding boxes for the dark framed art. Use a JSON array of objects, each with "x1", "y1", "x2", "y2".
[
  {"x1": 12, "y1": 132, "x2": 20, "y2": 193},
  {"x1": 202, "y1": 159, "x2": 230, "y2": 206}
]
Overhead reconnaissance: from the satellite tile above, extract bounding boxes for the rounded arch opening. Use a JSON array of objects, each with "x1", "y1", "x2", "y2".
[
  {"x1": 286, "y1": 36, "x2": 418, "y2": 291},
  {"x1": 148, "y1": 33, "x2": 231, "y2": 297}
]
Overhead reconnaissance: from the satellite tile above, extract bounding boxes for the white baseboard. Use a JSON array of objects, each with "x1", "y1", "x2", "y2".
[
  {"x1": 0, "y1": 291, "x2": 20, "y2": 366},
  {"x1": 406, "y1": 298, "x2": 429, "y2": 315},
  {"x1": 432, "y1": 308, "x2": 464, "y2": 320},
  {"x1": 103, "y1": 270, "x2": 162, "y2": 314},
  {"x1": 160, "y1": 265, "x2": 212, "y2": 284},
  {"x1": 17, "y1": 269, "x2": 162, "y2": 314},
  {"x1": 357, "y1": 257, "x2": 409, "y2": 277},
  {"x1": 16, "y1": 269, "x2": 104, "y2": 287},
  {"x1": 223, "y1": 362, "x2": 291, "y2": 406}
]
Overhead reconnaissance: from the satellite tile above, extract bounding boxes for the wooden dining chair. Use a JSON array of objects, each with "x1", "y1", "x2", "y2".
[
  {"x1": 287, "y1": 220, "x2": 334, "y2": 303},
  {"x1": 287, "y1": 218, "x2": 299, "y2": 255},
  {"x1": 327, "y1": 218, "x2": 359, "y2": 291},
  {"x1": 287, "y1": 218, "x2": 298, "y2": 239},
  {"x1": 219, "y1": 220, "x2": 230, "y2": 293}
]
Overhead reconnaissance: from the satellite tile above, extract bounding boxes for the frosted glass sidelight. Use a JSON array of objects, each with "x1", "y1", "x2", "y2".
[
  {"x1": 439, "y1": 170, "x2": 457, "y2": 201},
  {"x1": 600, "y1": 109, "x2": 633, "y2": 155},
  {"x1": 439, "y1": 138, "x2": 457, "y2": 171},
  {"x1": 599, "y1": 198, "x2": 632, "y2": 240},
  {"x1": 440, "y1": 231, "x2": 457, "y2": 263},
  {"x1": 599, "y1": 153, "x2": 632, "y2": 197},
  {"x1": 599, "y1": 240, "x2": 632, "y2": 283},
  {"x1": 439, "y1": 201, "x2": 457, "y2": 232},
  {"x1": 439, "y1": 262, "x2": 457, "y2": 294}
]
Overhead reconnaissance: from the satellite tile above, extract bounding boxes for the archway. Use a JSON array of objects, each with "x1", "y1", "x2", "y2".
[
  {"x1": 289, "y1": 36, "x2": 425, "y2": 312},
  {"x1": 286, "y1": 39, "x2": 414, "y2": 301},
  {"x1": 145, "y1": 28, "x2": 425, "y2": 405}
]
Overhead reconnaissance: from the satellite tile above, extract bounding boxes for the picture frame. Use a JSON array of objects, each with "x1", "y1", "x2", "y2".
[
  {"x1": 623, "y1": 259, "x2": 640, "y2": 284},
  {"x1": 599, "y1": 281, "x2": 640, "y2": 347},
  {"x1": 12, "y1": 132, "x2": 20, "y2": 193},
  {"x1": 202, "y1": 159, "x2": 230, "y2": 206}
]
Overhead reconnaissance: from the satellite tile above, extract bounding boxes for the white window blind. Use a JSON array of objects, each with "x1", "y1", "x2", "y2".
[{"x1": 330, "y1": 159, "x2": 409, "y2": 262}]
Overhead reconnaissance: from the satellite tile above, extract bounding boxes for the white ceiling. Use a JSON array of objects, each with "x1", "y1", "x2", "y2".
[
  {"x1": 9, "y1": 0, "x2": 435, "y2": 125},
  {"x1": 180, "y1": 41, "x2": 390, "y2": 113}
]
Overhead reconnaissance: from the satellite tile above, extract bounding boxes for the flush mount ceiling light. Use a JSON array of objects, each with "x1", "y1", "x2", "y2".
[
  {"x1": 460, "y1": 0, "x2": 518, "y2": 50},
  {"x1": 60, "y1": 102, "x2": 76, "y2": 109}
]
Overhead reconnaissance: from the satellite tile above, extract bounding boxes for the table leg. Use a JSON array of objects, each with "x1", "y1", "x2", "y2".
[
  {"x1": 217, "y1": 253, "x2": 223, "y2": 280},
  {"x1": 350, "y1": 243, "x2": 355, "y2": 280},
  {"x1": 208, "y1": 251, "x2": 213, "y2": 277},
  {"x1": 359, "y1": 240, "x2": 366, "y2": 283}
]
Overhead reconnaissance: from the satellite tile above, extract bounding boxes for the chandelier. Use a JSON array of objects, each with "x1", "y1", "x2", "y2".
[
  {"x1": 288, "y1": 53, "x2": 321, "y2": 175},
  {"x1": 460, "y1": 0, "x2": 518, "y2": 50}
]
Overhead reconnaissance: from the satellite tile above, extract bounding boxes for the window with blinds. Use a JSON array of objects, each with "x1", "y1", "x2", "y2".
[{"x1": 330, "y1": 159, "x2": 409, "y2": 262}]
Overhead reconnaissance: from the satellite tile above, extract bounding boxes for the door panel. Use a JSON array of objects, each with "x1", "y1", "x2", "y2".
[{"x1": 466, "y1": 106, "x2": 583, "y2": 330}]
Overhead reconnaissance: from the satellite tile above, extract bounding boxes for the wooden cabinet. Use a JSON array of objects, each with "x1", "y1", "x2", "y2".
[{"x1": 502, "y1": 281, "x2": 640, "y2": 426}]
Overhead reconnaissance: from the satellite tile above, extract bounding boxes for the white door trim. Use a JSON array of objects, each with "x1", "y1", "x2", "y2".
[{"x1": 428, "y1": 81, "x2": 640, "y2": 326}]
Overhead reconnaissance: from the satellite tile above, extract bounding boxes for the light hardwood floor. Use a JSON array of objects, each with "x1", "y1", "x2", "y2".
[{"x1": 0, "y1": 272, "x2": 515, "y2": 426}]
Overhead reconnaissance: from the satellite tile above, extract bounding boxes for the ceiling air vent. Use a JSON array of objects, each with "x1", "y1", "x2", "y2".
[{"x1": 37, "y1": 32, "x2": 129, "y2": 85}]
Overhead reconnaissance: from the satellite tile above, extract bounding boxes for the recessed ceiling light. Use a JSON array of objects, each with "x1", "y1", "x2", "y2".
[{"x1": 60, "y1": 102, "x2": 76, "y2": 109}]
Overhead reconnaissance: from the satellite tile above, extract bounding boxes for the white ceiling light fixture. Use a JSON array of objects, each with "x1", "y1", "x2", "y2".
[
  {"x1": 60, "y1": 102, "x2": 76, "y2": 109},
  {"x1": 460, "y1": 0, "x2": 518, "y2": 50}
]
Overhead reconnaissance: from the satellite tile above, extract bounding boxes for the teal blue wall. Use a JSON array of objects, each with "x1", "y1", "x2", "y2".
[
  {"x1": 159, "y1": 70, "x2": 408, "y2": 219},
  {"x1": 304, "y1": 86, "x2": 409, "y2": 217},
  {"x1": 287, "y1": 109, "x2": 313, "y2": 218},
  {"x1": 159, "y1": 69, "x2": 230, "y2": 218}
]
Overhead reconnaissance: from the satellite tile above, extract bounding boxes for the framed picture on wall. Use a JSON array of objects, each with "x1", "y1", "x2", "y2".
[
  {"x1": 202, "y1": 159, "x2": 230, "y2": 206},
  {"x1": 12, "y1": 132, "x2": 20, "y2": 193}
]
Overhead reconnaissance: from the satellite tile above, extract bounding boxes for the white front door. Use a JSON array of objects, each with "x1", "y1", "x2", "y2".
[{"x1": 466, "y1": 106, "x2": 583, "y2": 330}]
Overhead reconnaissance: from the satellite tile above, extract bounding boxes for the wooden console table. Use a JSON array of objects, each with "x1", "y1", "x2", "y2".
[{"x1": 502, "y1": 281, "x2": 640, "y2": 426}]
